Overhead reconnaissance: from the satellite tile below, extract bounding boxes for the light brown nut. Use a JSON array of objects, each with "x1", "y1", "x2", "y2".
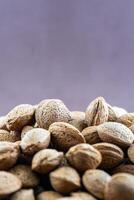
[
  {"x1": 85, "y1": 97, "x2": 108, "y2": 126},
  {"x1": 82, "y1": 126, "x2": 101, "y2": 144},
  {"x1": 0, "y1": 116, "x2": 8, "y2": 130},
  {"x1": 113, "y1": 106, "x2": 127, "y2": 117},
  {"x1": 93, "y1": 142, "x2": 124, "y2": 169},
  {"x1": 21, "y1": 125, "x2": 33, "y2": 139},
  {"x1": 71, "y1": 192, "x2": 97, "y2": 200},
  {"x1": 83, "y1": 169, "x2": 111, "y2": 199},
  {"x1": 35, "y1": 99, "x2": 71, "y2": 129},
  {"x1": 66, "y1": 143, "x2": 102, "y2": 172},
  {"x1": 10, "y1": 189, "x2": 35, "y2": 200},
  {"x1": 32, "y1": 149, "x2": 64, "y2": 173},
  {"x1": 0, "y1": 141, "x2": 20, "y2": 170},
  {"x1": 107, "y1": 104, "x2": 117, "y2": 122},
  {"x1": 58, "y1": 198, "x2": 79, "y2": 200},
  {"x1": 7, "y1": 104, "x2": 35, "y2": 131},
  {"x1": 129, "y1": 124, "x2": 134, "y2": 133},
  {"x1": 69, "y1": 111, "x2": 87, "y2": 131},
  {"x1": 117, "y1": 113, "x2": 134, "y2": 127},
  {"x1": 104, "y1": 173, "x2": 134, "y2": 200},
  {"x1": 0, "y1": 129, "x2": 20, "y2": 142},
  {"x1": 112, "y1": 164, "x2": 134, "y2": 175},
  {"x1": 128, "y1": 144, "x2": 134, "y2": 163},
  {"x1": 20, "y1": 128, "x2": 50, "y2": 155},
  {"x1": 10, "y1": 164, "x2": 39, "y2": 188},
  {"x1": 49, "y1": 122, "x2": 85, "y2": 152},
  {"x1": 37, "y1": 191, "x2": 62, "y2": 200},
  {"x1": 49, "y1": 166, "x2": 81, "y2": 194},
  {"x1": 97, "y1": 122, "x2": 134, "y2": 148},
  {"x1": 0, "y1": 171, "x2": 22, "y2": 198}
]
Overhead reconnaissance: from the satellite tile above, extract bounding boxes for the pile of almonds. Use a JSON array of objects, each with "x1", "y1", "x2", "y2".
[{"x1": 0, "y1": 97, "x2": 134, "y2": 200}]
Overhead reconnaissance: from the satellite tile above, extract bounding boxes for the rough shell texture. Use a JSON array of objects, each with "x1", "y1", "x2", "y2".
[
  {"x1": 82, "y1": 126, "x2": 101, "y2": 144},
  {"x1": 128, "y1": 144, "x2": 134, "y2": 163},
  {"x1": 49, "y1": 122, "x2": 85, "y2": 152},
  {"x1": 85, "y1": 97, "x2": 109, "y2": 126},
  {"x1": 7, "y1": 104, "x2": 35, "y2": 131},
  {"x1": 37, "y1": 191, "x2": 62, "y2": 200},
  {"x1": 32, "y1": 149, "x2": 64, "y2": 173},
  {"x1": 66, "y1": 143, "x2": 102, "y2": 172},
  {"x1": 10, "y1": 164, "x2": 39, "y2": 188},
  {"x1": 10, "y1": 189, "x2": 35, "y2": 200},
  {"x1": 112, "y1": 164, "x2": 134, "y2": 175},
  {"x1": 35, "y1": 99, "x2": 71, "y2": 129},
  {"x1": 83, "y1": 169, "x2": 111, "y2": 199},
  {"x1": 69, "y1": 111, "x2": 87, "y2": 131},
  {"x1": 21, "y1": 125, "x2": 33, "y2": 139},
  {"x1": 97, "y1": 122, "x2": 134, "y2": 148},
  {"x1": 0, "y1": 129, "x2": 20, "y2": 142},
  {"x1": 71, "y1": 192, "x2": 97, "y2": 200},
  {"x1": 107, "y1": 104, "x2": 117, "y2": 122},
  {"x1": 50, "y1": 166, "x2": 81, "y2": 194},
  {"x1": 93, "y1": 142, "x2": 124, "y2": 169},
  {"x1": 113, "y1": 106, "x2": 127, "y2": 117},
  {"x1": 104, "y1": 173, "x2": 134, "y2": 200},
  {"x1": 0, "y1": 171, "x2": 22, "y2": 198},
  {"x1": 20, "y1": 128, "x2": 50, "y2": 155},
  {"x1": 117, "y1": 113, "x2": 134, "y2": 127},
  {"x1": 0, "y1": 116, "x2": 8, "y2": 130},
  {"x1": 0, "y1": 141, "x2": 20, "y2": 170}
]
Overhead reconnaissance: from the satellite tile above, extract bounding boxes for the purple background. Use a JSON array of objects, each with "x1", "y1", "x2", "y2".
[{"x1": 0, "y1": 0, "x2": 134, "y2": 115}]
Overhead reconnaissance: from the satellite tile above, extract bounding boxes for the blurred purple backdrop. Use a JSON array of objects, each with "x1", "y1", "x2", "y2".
[{"x1": 0, "y1": 0, "x2": 134, "y2": 115}]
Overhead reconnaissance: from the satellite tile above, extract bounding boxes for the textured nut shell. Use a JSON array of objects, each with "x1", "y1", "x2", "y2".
[
  {"x1": 93, "y1": 142, "x2": 124, "y2": 169},
  {"x1": 85, "y1": 97, "x2": 108, "y2": 126},
  {"x1": 37, "y1": 191, "x2": 62, "y2": 200},
  {"x1": 32, "y1": 149, "x2": 64, "y2": 173},
  {"x1": 7, "y1": 104, "x2": 35, "y2": 131},
  {"x1": 21, "y1": 125, "x2": 33, "y2": 139},
  {"x1": 58, "y1": 198, "x2": 78, "y2": 200},
  {"x1": 128, "y1": 144, "x2": 134, "y2": 163},
  {"x1": 35, "y1": 99, "x2": 71, "y2": 129},
  {"x1": 71, "y1": 192, "x2": 97, "y2": 200},
  {"x1": 0, "y1": 171, "x2": 22, "y2": 198},
  {"x1": 10, "y1": 189, "x2": 35, "y2": 200},
  {"x1": 82, "y1": 126, "x2": 101, "y2": 144},
  {"x1": 50, "y1": 166, "x2": 81, "y2": 194},
  {"x1": 10, "y1": 164, "x2": 39, "y2": 188},
  {"x1": 20, "y1": 128, "x2": 50, "y2": 155},
  {"x1": 66, "y1": 143, "x2": 102, "y2": 172},
  {"x1": 49, "y1": 122, "x2": 85, "y2": 152},
  {"x1": 0, "y1": 141, "x2": 20, "y2": 170},
  {"x1": 0, "y1": 116, "x2": 8, "y2": 130},
  {"x1": 104, "y1": 173, "x2": 134, "y2": 200},
  {"x1": 113, "y1": 106, "x2": 127, "y2": 117},
  {"x1": 97, "y1": 122, "x2": 134, "y2": 148},
  {"x1": 69, "y1": 111, "x2": 87, "y2": 131},
  {"x1": 112, "y1": 164, "x2": 134, "y2": 175},
  {"x1": 117, "y1": 113, "x2": 134, "y2": 127},
  {"x1": 108, "y1": 104, "x2": 117, "y2": 122},
  {"x1": 83, "y1": 169, "x2": 111, "y2": 199},
  {"x1": 0, "y1": 129, "x2": 20, "y2": 142}
]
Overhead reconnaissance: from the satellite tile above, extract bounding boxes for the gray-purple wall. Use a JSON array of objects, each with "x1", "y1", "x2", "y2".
[{"x1": 0, "y1": 0, "x2": 134, "y2": 115}]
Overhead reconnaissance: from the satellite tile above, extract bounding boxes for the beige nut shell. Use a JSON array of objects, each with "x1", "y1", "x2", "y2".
[
  {"x1": 50, "y1": 166, "x2": 81, "y2": 194},
  {"x1": 85, "y1": 97, "x2": 108, "y2": 126},
  {"x1": 83, "y1": 169, "x2": 111, "y2": 199},
  {"x1": 37, "y1": 191, "x2": 62, "y2": 200},
  {"x1": 32, "y1": 149, "x2": 64, "y2": 173},
  {"x1": 7, "y1": 104, "x2": 35, "y2": 131},
  {"x1": 49, "y1": 122, "x2": 85, "y2": 152},
  {"x1": 97, "y1": 122, "x2": 134, "y2": 148},
  {"x1": 0, "y1": 171, "x2": 22, "y2": 198},
  {"x1": 66, "y1": 143, "x2": 102, "y2": 172},
  {"x1": 35, "y1": 99, "x2": 71, "y2": 129},
  {"x1": 104, "y1": 173, "x2": 134, "y2": 200},
  {"x1": 10, "y1": 189, "x2": 35, "y2": 200}
]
